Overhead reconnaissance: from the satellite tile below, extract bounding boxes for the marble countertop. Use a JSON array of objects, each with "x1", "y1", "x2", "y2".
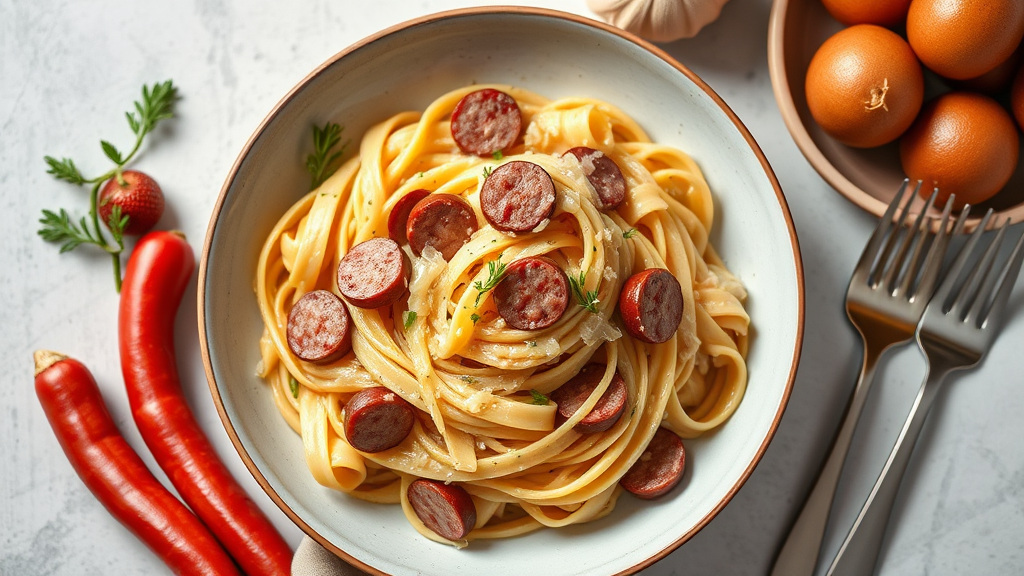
[{"x1": 3, "y1": 0, "x2": 1023, "y2": 574}]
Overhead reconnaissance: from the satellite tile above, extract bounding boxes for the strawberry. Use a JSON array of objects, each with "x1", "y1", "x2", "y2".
[{"x1": 99, "y1": 170, "x2": 165, "y2": 236}]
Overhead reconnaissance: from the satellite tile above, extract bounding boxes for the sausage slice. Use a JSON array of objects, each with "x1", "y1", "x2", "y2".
[
  {"x1": 450, "y1": 88, "x2": 522, "y2": 156},
  {"x1": 336, "y1": 237, "x2": 409, "y2": 309},
  {"x1": 387, "y1": 188, "x2": 431, "y2": 245},
  {"x1": 620, "y1": 427, "x2": 686, "y2": 499},
  {"x1": 286, "y1": 290, "x2": 352, "y2": 363},
  {"x1": 406, "y1": 193, "x2": 478, "y2": 261},
  {"x1": 343, "y1": 387, "x2": 415, "y2": 453},
  {"x1": 550, "y1": 364, "x2": 628, "y2": 434},
  {"x1": 480, "y1": 161, "x2": 556, "y2": 233},
  {"x1": 618, "y1": 268, "x2": 684, "y2": 344},
  {"x1": 407, "y1": 479, "x2": 477, "y2": 541},
  {"x1": 565, "y1": 146, "x2": 626, "y2": 210},
  {"x1": 493, "y1": 257, "x2": 569, "y2": 330}
]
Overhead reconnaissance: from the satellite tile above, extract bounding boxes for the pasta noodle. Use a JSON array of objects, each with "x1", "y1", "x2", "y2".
[{"x1": 255, "y1": 85, "x2": 750, "y2": 546}]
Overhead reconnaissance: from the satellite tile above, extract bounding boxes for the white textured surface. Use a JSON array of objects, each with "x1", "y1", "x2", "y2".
[{"x1": 2, "y1": 1, "x2": 1023, "y2": 575}]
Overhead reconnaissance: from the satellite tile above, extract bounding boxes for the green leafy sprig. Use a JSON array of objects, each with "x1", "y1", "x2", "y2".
[
  {"x1": 307, "y1": 122, "x2": 347, "y2": 190},
  {"x1": 623, "y1": 228, "x2": 639, "y2": 239},
  {"x1": 472, "y1": 255, "x2": 507, "y2": 307},
  {"x1": 568, "y1": 268, "x2": 600, "y2": 314},
  {"x1": 38, "y1": 80, "x2": 178, "y2": 292}
]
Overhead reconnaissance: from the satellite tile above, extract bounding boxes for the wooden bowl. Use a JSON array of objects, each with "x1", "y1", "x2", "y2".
[{"x1": 768, "y1": 0, "x2": 1024, "y2": 229}]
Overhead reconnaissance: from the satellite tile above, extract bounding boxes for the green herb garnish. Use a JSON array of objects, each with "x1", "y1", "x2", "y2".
[
  {"x1": 403, "y1": 310, "x2": 418, "y2": 329},
  {"x1": 306, "y1": 122, "x2": 347, "y2": 190},
  {"x1": 483, "y1": 166, "x2": 493, "y2": 179},
  {"x1": 39, "y1": 80, "x2": 178, "y2": 292},
  {"x1": 568, "y1": 268, "x2": 600, "y2": 314},
  {"x1": 492, "y1": 150, "x2": 504, "y2": 161},
  {"x1": 623, "y1": 228, "x2": 638, "y2": 239},
  {"x1": 470, "y1": 313, "x2": 481, "y2": 324},
  {"x1": 472, "y1": 255, "x2": 507, "y2": 306},
  {"x1": 289, "y1": 376, "x2": 300, "y2": 399},
  {"x1": 530, "y1": 389, "x2": 549, "y2": 405},
  {"x1": 527, "y1": 340, "x2": 537, "y2": 348}
]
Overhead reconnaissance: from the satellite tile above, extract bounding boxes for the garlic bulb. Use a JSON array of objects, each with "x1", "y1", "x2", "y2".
[{"x1": 587, "y1": 0, "x2": 732, "y2": 42}]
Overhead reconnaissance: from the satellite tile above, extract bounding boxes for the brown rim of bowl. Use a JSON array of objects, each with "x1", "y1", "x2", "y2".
[
  {"x1": 766, "y1": 0, "x2": 1024, "y2": 232},
  {"x1": 766, "y1": 0, "x2": 884, "y2": 215},
  {"x1": 198, "y1": 6, "x2": 805, "y2": 575}
]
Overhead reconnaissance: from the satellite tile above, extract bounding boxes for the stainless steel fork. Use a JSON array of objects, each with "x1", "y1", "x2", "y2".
[
  {"x1": 826, "y1": 211, "x2": 1024, "y2": 576},
  {"x1": 771, "y1": 181, "x2": 959, "y2": 576}
]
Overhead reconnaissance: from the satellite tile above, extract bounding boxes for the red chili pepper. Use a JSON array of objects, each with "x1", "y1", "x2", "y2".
[
  {"x1": 119, "y1": 230, "x2": 292, "y2": 576},
  {"x1": 34, "y1": 350, "x2": 241, "y2": 576}
]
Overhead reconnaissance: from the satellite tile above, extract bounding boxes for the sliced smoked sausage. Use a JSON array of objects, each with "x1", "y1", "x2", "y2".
[
  {"x1": 480, "y1": 161, "x2": 556, "y2": 233},
  {"x1": 493, "y1": 257, "x2": 569, "y2": 330},
  {"x1": 618, "y1": 268, "x2": 684, "y2": 344},
  {"x1": 450, "y1": 88, "x2": 522, "y2": 156},
  {"x1": 343, "y1": 387, "x2": 415, "y2": 453},
  {"x1": 406, "y1": 193, "x2": 478, "y2": 261},
  {"x1": 565, "y1": 146, "x2": 626, "y2": 210},
  {"x1": 337, "y1": 237, "x2": 409, "y2": 309},
  {"x1": 387, "y1": 188, "x2": 431, "y2": 245},
  {"x1": 550, "y1": 364, "x2": 628, "y2": 434},
  {"x1": 407, "y1": 479, "x2": 477, "y2": 541},
  {"x1": 620, "y1": 427, "x2": 686, "y2": 499},
  {"x1": 287, "y1": 290, "x2": 352, "y2": 363}
]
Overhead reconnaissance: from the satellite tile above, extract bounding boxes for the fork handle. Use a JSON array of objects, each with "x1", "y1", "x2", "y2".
[
  {"x1": 825, "y1": 367, "x2": 948, "y2": 576},
  {"x1": 770, "y1": 344, "x2": 887, "y2": 576}
]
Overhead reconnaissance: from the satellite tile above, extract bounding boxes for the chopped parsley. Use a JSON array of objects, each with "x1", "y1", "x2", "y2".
[
  {"x1": 289, "y1": 376, "x2": 299, "y2": 399},
  {"x1": 530, "y1": 389, "x2": 549, "y2": 405},
  {"x1": 623, "y1": 228, "x2": 638, "y2": 239},
  {"x1": 402, "y1": 310, "x2": 417, "y2": 329}
]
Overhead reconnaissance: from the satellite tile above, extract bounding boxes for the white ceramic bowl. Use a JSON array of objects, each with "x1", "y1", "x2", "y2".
[{"x1": 199, "y1": 7, "x2": 803, "y2": 576}]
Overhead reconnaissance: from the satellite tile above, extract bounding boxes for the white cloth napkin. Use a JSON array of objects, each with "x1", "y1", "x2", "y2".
[{"x1": 291, "y1": 536, "x2": 370, "y2": 576}]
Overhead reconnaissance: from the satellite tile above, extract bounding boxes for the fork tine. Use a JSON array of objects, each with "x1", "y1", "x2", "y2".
[
  {"x1": 907, "y1": 195, "x2": 961, "y2": 300},
  {"x1": 979, "y1": 227, "x2": 1024, "y2": 331},
  {"x1": 933, "y1": 208, "x2": 994, "y2": 311},
  {"x1": 886, "y1": 187, "x2": 939, "y2": 296},
  {"x1": 871, "y1": 181, "x2": 921, "y2": 287},
  {"x1": 953, "y1": 218, "x2": 1010, "y2": 321},
  {"x1": 852, "y1": 179, "x2": 911, "y2": 285}
]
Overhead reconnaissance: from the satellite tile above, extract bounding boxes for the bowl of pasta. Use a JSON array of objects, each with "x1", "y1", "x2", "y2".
[{"x1": 199, "y1": 6, "x2": 803, "y2": 576}]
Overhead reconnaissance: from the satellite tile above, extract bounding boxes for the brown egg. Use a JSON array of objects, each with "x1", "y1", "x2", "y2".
[
  {"x1": 822, "y1": 0, "x2": 912, "y2": 27},
  {"x1": 907, "y1": 0, "x2": 1024, "y2": 80},
  {"x1": 900, "y1": 92, "x2": 1019, "y2": 208},
  {"x1": 806, "y1": 25, "x2": 924, "y2": 148},
  {"x1": 1012, "y1": 65, "x2": 1024, "y2": 131}
]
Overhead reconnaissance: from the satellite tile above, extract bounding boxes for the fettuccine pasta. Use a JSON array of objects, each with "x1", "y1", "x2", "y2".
[{"x1": 255, "y1": 85, "x2": 749, "y2": 546}]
